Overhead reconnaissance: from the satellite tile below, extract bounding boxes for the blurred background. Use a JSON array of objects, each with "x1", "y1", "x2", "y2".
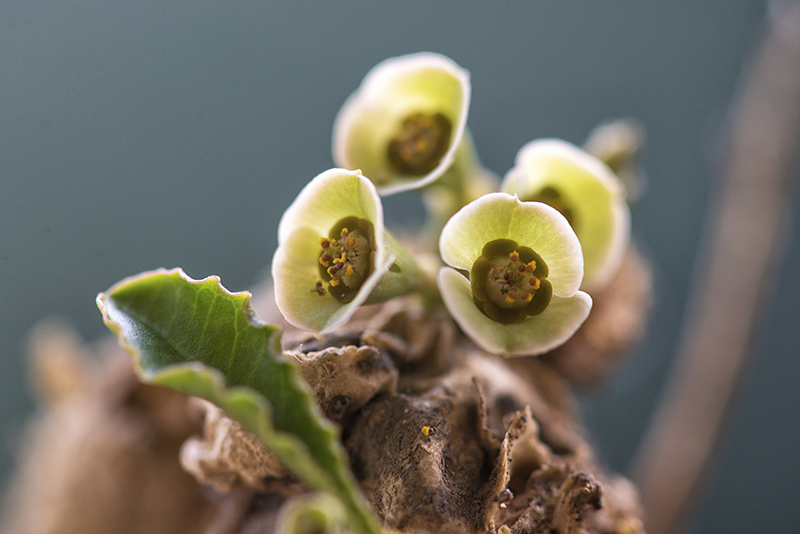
[{"x1": 1, "y1": 1, "x2": 798, "y2": 531}]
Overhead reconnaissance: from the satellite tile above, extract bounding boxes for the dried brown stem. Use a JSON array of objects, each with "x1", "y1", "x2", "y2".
[{"x1": 631, "y1": 3, "x2": 800, "y2": 533}]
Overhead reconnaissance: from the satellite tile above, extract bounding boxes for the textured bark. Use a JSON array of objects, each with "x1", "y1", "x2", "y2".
[
  {"x1": 541, "y1": 247, "x2": 651, "y2": 389},
  {"x1": 0, "y1": 323, "x2": 218, "y2": 534},
  {"x1": 2, "y1": 246, "x2": 651, "y2": 534}
]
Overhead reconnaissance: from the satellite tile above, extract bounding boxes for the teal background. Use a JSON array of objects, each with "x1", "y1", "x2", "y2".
[{"x1": 1, "y1": 1, "x2": 798, "y2": 531}]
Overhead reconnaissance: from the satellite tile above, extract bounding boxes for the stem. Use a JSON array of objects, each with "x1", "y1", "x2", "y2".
[
  {"x1": 421, "y1": 131, "x2": 498, "y2": 239},
  {"x1": 631, "y1": 4, "x2": 800, "y2": 533}
]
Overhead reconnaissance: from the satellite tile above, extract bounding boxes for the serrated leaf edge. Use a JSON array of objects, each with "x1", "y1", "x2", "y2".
[{"x1": 96, "y1": 267, "x2": 380, "y2": 534}]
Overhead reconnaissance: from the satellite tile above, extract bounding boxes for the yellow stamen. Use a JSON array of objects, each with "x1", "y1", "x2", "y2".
[
  {"x1": 530, "y1": 277, "x2": 541, "y2": 290},
  {"x1": 505, "y1": 293, "x2": 516, "y2": 304},
  {"x1": 421, "y1": 426, "x2": 431, "y2": 437},
  {"x1": 509, "y1": 251, "x2": 520, "y2": 262},
  {"x1": 344, "y1": 264, "x2": 354, "y2": 276},
  {"x1": 330, "y1": 239, "x2": 338, "y2": 247},
  {"x1": 319, "y1": 237, "x2": 330, "y2": 248},
  {"x1": 346, "y1": 236, "x2": 355, "y2": 247},
  {"x1": 526, "y1": 261, "x2": 536, "y2": 273},
  {"x1": 521, "y1": 291, "x2": 533, "y2": 302},
  {"x1": 329, "y1": 278, "x2": 340, "y2": 287}
]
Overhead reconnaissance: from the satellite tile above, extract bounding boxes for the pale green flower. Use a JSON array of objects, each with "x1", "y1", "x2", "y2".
[
  {"x1": 437, "y1": 192, "x2": 592, "y2": 357},
  {"x1": 502, "y1": 139, "x2": 630, "y2": 291},
  {"x1": 272, "y1": 168, "x2": 417, "y2": 335},
  {"x1": 332, "y1": 52, "x2": 471, "y2": 196}
]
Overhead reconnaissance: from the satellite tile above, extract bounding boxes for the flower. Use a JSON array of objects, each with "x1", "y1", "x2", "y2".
[
  {"x1": 272, "y1": 168, "x2": 417, "y2": 335},
  {"x1": 437, "y1": 192, "x2": 592, "y2": 357},
  {"x1": 501, "y1": 139, "x2": 630, "y2": 291},
  {"x1": 332, "y1": 52, "x2": 471, "y2": 196}
]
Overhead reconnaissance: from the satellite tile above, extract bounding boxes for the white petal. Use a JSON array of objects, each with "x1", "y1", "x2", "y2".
[
  {"x1": 277, "y1": 168, "x2": 385, "y2": 268},
  {"x1": 272, "y1": 226, "x2": 394, "y2": 336},
  {"x1": 503, "y1": 139, "x2": 630, "y2": 291},
  {"x1": 439, "y1": 192, "x2": 584, "y2": 297},
  {"x1": 437, "y1": 268, "x2": 592, "y2": 357}
]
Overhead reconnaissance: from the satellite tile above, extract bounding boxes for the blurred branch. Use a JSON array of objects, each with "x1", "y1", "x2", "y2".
[{"x1": 631, "y1": 2, "x2": 800, "y2": 533}]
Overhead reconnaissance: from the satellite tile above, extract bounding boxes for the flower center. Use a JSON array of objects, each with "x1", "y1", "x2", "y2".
[
  {"x1": 527, "y1": 186, "x2": 577, "y2": 230},
  {"x1": 315, "y1": 216, "x2": 375, "y2": 303},
  {"x1": 387, "y1": 112, "x2": 453, "y2": 176},
  {"x1": 469, "y1": 239, "x2": 552, "y2": 324}
]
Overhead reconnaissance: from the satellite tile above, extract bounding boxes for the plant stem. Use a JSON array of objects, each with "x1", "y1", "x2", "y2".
[{"x1": 631, "y1": 3, "x2": 800, "y2": 533}]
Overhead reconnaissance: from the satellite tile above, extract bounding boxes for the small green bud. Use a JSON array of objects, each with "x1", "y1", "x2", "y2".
[{"x1": 584, "y1": 118, "x2": 647, "y2": 203}]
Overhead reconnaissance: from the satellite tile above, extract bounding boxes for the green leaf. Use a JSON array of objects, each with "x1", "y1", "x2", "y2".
[{"x1": 97, "y1": 268, "x2": 379, "y2": 534}]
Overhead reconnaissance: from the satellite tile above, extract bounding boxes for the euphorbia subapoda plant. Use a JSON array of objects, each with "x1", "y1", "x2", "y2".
[{"x1": 93, "y1": 51, "x2": 649, "y2": 534}]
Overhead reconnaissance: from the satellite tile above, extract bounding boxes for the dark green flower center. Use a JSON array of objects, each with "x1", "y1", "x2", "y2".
[
  {"x1": 470, "y1": 239, "x2": 552, "y2": 324},
  {"x1": 316, "y1": 216, "x2": 375, "y2": 303},
  {"x1": 387, "y1": 112, "x2": 453, "y2": 176},
  {"x1": 527, "y1": 186, "x2": 577, "y2": 230}
]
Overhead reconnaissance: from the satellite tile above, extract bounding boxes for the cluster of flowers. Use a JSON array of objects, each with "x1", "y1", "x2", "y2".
[{"x1": 272, "y1": 53, "x2": 640, "y2": 357}]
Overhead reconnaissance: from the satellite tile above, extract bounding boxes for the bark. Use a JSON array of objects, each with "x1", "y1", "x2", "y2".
[{"x1": 2, "y1": 247, "x2": 651, "y2": 534}]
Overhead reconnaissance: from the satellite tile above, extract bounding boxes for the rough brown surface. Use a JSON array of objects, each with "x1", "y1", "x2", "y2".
[
  {"x1": 231, "y1": 287, "x2": 647, "y2": 534},
  {"x1": 2, "y1": 249, "x2": 650, "y2": 533},
  {"x1": 541, "y1": 246, "x2": 652, "y2": 389},
  {"x1": 180, "y1": 400, "x2": 290, "y2": 493},
  {"x1": 0, "y1": 323, "x2": 217, "y2": 534},
  {"x1": 294, "y1": 344, "x2": 399, "y2": 424}
]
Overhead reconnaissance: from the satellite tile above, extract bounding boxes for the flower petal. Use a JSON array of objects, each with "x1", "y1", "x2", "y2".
[
  {"x1": 272, "y1": 225, "x2": 394, "y2": 335},
  {"x1": 502, "y1": 139, "x2": 630, "y2": 291},
  {"x1": 273, "y1": 168, "x2": 420, "y2": 335},
  {"x1": 278, "y1": 168, "x2": 385, "y2": 268},
  {"x1": 439, "y1": 192, "x2": 584, "y2": 297},
  {"x1": 332, "y1": 52, "x2": 471, "y2": 196},
  {"x1": 437, "y1": 268, "x2": 592, "y2": 357}
]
